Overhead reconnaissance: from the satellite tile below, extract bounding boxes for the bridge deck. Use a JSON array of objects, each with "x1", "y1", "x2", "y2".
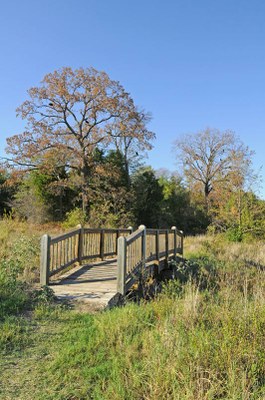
[{"x1": 49, "y1": 259, "x2": 118, "y2": 308}]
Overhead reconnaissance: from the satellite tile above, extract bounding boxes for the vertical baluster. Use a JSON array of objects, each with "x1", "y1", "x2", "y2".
[{"x1": 100, "y1": 229, "x2": 105, "y2": 260}]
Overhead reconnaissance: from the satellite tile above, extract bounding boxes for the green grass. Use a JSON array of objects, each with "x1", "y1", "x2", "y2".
[
  {"x1": 1, "y1": 284, "x2": 265, "y2": 399},
  {"x1": 0, "y1": 228, "x2": 265, "y2": 399}
]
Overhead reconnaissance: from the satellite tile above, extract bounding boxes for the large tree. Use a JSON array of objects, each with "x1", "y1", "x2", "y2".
[
  {"x1": 174, "y1": 128, "x2": 254, "y2": 208},
  {"x1": 5, "y1": 67, "x2": 155, "y2": 212}
]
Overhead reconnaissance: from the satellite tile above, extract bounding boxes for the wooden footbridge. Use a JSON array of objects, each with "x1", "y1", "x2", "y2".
[{"x1": 40, "y1": 225, "x2": 183, "y2": 307}]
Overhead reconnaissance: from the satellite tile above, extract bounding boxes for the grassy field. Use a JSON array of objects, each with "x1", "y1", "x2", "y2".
[{"x1": 0, "y1": 220, "x2": 265, "y2": 399}]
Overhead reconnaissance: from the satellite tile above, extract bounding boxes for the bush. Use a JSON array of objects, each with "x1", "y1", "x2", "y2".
[
  {"x1": 62, "y1": 207, "x2": 87, "y2": 228},
  {"x1": 168, "y1": 256, "x2": 220, "y2": 292},
  {"x1": 226, "y1": 227, "x2": 243, "y2": 242}
]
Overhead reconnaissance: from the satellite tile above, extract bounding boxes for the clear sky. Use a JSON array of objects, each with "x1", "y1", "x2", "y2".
[{"x1": 0, "y1": 0, "x2": 264, "y2": 198}]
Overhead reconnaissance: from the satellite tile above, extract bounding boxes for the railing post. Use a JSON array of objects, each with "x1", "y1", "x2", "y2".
[
  {"x1": 154, "y1": 229, "x2": 160, "y2": 277},
  {"x1": 138, "y1": 225, "x2": 146, "y2": 295},
  {"x1": 40, "y1": 234, "x2": 51, "y2": 286},
  {"x1": 155, "y1": 229, "x2": 160, "y2": 263},
  {"x1": 180, "y1": 230, "x2": 184, "y2": 256},
  {"x1": 171, "y1": 226, "x2": 177, "y2": 259},
  {"x1": 127, "y1": 226, "x2": 133, "y2": 234},
  {"x1": 138, "y1": 225, "x2": 146, "y2": 267},
  {"x1": 117, "y1": 236, "x2": 127, "y2": 295},
  {"x1": 165, "y1": 229, "x2": 169, "y2": 263},
  {"x1": 116, "y1": 229, "x2": 119, "y2": 255},
  {"x1": 100, "y1": 229, "x2": 105, "y2": 260},
  {"x1": 77, "y1": 225, "x2": 84, "y2": 265}
]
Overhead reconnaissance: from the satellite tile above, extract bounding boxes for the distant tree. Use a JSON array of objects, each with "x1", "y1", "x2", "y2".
[
  {"x1": 158, "y1": 174, "x2": 187, "y2": 228},
  {"x1": 132, "y1": 167, "x2": 163, "y2": 227},
  {"x1": 158, "y1": 173, "x2": 209, "y2": 233},
  {"x1": 4, "y1": 67, "x2": 155, "y2": 213},
  {"x1": 174, "y1": 128, "x2": 254, "y2": 209}
]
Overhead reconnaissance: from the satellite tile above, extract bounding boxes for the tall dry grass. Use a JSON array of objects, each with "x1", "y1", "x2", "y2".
[{"x1": 1, "y1": 231, "x2": 265, "y2": 399}]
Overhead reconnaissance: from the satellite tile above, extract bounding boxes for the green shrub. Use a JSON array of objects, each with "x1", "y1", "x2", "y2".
[
  {"x1": 168, "y1": 256, "x2": 220, "y2": 292},
  {"x1": 226, "y1": 226, "x2": 243, "y2": 242},
  {"x1": 62, "y1": 207, "x2": 87, "y2": 228}
]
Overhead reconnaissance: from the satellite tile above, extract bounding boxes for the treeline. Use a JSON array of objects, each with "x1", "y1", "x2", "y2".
[
  {"x1": 1, "y1": 152, "x2": 264, "y2": 240},
  {"x1": 0, "y1": 67, "x2": 264, "y2": 240},
  {"x1": 0, "y1": 154, "x2": 208, "y2": 234}
]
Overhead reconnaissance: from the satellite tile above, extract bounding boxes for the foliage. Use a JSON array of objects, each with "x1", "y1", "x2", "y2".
[
  {"x1": 174, "y1": 128, "x2": 254, "y2": 205},
  {"x1": 86, "y1": 149, "x2": 135, "y2": 227},
  {"x1": 168, "y1": 256, "x2": 220, "y2": 291},
  {"x1": 158, "y1": 173, "x2": 209, "y2": 233},
  {"x1": 62, "y1": 207, "x2": 87, "y2": 228},
  {"x1": 5, "y1": 67, "x2": 155, "y2": 212},
  {"x1": 0, "y1": 169, "x2": 15, "y2": 215},
  {"x1": 226, "y1": 226, "x2": 243, "y2": 242},
  {"x1": 211, "y1": 190, "x2": 265, "y2": 240},
  {"x1": 132, "y1": 166, "x2": 163, "y2": 227},
  {"x1": 11, "y1": 175, "x2": 50, "y2": 223}
]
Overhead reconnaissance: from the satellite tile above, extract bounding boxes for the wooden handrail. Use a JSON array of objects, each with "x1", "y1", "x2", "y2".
[
  {"x1": 40, "y1": 226, "x2": 132, "y2": 285},
  {"x1": 40, "y1": 224, "x2": 184, "y2": 290},
  {"x1": 117, "y1": 225, "x2": 184, "y2": 295}
]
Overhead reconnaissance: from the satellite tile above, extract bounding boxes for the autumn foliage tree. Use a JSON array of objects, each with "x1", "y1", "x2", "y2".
[{"x1": 5, "y1": 67, "x2": 155, "y2": 212}]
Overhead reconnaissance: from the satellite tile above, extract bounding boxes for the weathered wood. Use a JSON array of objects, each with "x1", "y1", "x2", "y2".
[
  {"x1": 117, "y1": 236, "x2": 127, "y2": 295},
  {"x1": 49, "y1": 257, "x2": 79, "y2": 276},
  {"x1": 127, "y1": 226, "x2": 133, "y2": 234},
  {"x1": 138, "y1": 225, "x2": 146, "y2": 267},
  {"x1": 155, "y1": 230, "x2": 160, "y2": 263},
  {"x1": 51, "y1": 229, "x2": 79, "y2": 244},
  {"x1": 165, "y1": 229, "x2": 169, "y2": 262},
  {"x1": 100, "y1": 229, "x2": 105, "y2": 260},
  {"x1": 40, "y1": 224, "x2": 184, "y2": 293},
  {"x1": 171, "y1": 226, "x2": 177, "y2": 259},
  {"x1": 180, "y1": 230, "x2": 184, "y2": 255},
  {"x1": 78, "y1": 226, "x2": 83, "y2": 264},
  {"x1": 126, "y1": 228, "x2": 144, "y2": 245},
  {"x1": 40, "y1": 234, "x2": 51, "y2": 286}
]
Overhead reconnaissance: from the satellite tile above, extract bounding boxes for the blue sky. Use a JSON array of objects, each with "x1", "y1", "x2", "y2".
[{"x1": 0, "y1": 0, "x2": 264, "y2": 198}]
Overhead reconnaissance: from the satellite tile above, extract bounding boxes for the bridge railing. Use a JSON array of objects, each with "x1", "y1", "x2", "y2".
[
  {"x1": 40, "y1": 227, "x2": 132, "y2": 285},
  {"x1": 117, "y1": 225, "x2": 183, "y2": 295}
]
